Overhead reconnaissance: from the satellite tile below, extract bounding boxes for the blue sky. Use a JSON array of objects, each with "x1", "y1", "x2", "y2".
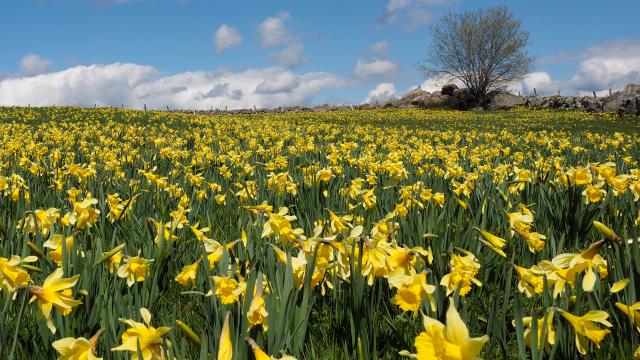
[{"x1": 1, "y1": 0, "x2": 639, "y2": 109}]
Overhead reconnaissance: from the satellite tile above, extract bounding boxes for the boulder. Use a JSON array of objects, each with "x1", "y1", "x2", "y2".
[
  {"x1": 359, "y1": 103, "x2": 378, "y2": 110},
  {"x1": 489, "y1": 92, "x2": 525, "y2": 110},
  {"x1": 624, "y1": 83, "x2": 640, "y2": 94},
  {"x1": 441, "y1": 84, "x2": 459, "y2": 96},
  {"x1": 620, "y1": 97, "x2": 640, "y2": 116},
  {"x1": 411, "y1": 93, "x2": 433, "y2": 107},
  {"x1": 420, "y1": 94, "x2": 461, "y2": 109},
  {"x1": 525, "y1": 96, "x2": 544, "y2": 109},
  {"x1": 577, "y1": 96, "x2": 602, "y2": 112},
  {"x1": 602, "y1": 92, "x2": 640, "y2": 116},
  {"x1": 383, "y1": 99, "x2": 402, "y2": 108},
  {"x1": 397, "y1": 88, "x2": 430, "y2": 107},
  {"x1": 312, "y1": 104, "x2": 332, "y2": 112}
]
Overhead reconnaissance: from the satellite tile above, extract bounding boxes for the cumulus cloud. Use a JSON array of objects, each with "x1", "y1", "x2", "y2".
[
  {"x1": 507, "y1": 72, "x2": 558, "y2": 96},
  {"x1": 419, "y1": 75, "x2": 463, "y2": 92},
  {"x1": 0, "y1": 63, "x2": 348, "y2": 109},
  {"x1": 363, "y1": 83, "x2": 397, "y2": 104},
  {"x1": 353, "y1": 59, "x2": 400, "y2": 79},
  {"x1": 20, "y1": 54, "x2": 54, "y2": 76},
  {"x1": 258, "y1": 11, "x2": 292, "y2": 48},
  {"x1": 255, "y1": 71, "x2": 299, "y2": 94},
  {"x1": 213, "y1": 25, "x2": 243, "y2": 53},
  {"x1": 267, "y1": 41, "x2": 305, "y2": 68},
  {"x1": 509, "y1": 38, "x2": 640, "y2": 95},
  {"x1": 568, "y1": 39, "x2": 640, "y2": 94}
]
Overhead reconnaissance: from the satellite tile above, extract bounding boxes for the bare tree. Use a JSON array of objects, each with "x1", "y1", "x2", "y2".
[{"x1": 419, "y1": 6, "x2": 534, "y2": 106}]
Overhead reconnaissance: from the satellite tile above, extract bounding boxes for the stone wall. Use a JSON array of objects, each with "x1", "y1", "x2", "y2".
[{"x1": 373, "y1": 83, "x2": 640, "y2": 116}]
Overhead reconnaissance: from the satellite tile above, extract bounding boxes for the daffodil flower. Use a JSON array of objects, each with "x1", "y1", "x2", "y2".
[
  {"x1": 557, "y1": 309, "x2": 612, "y2": 355},
  {"x1": 29, "y1": 268, "x2": 82, "y2": 334},
  {"x1": 112, "y1": 307, "x2": 171, "y2": 360},
  {"x1": 401, "y1": 300, "x2": 489, "y2": 359}
]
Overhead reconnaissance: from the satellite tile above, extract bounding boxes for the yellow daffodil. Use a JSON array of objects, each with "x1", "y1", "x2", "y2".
[
  {"x1": 440, "y1": 250, "x2": 482, "y2": 297},
  {"x1": 218, "y1": 312, "x2": 232, "y2": 360},
  {"x1": 175, "y1": 259, "x2": 200, "y2": 287},
  {"x1": 474, "y1": 228, "x2": 507, "y2": 257},
  {"x1": 389, "y1": 271, "x2": 436, "y2": 313},
  {"x1": 112, "y1": 307, "x2": 171, "y2": 360},
  {"x1": 611, "y1": 278, "x2": 629, "y2": 293},
  {"x1": 29, "y1": 268, "x2": 82, "y2": 334},
  {"x1": 210, "y1": 275, "x2": 247, "y2": 304},
  {"x1": 557, "y1": 309, "x2": 612, "y2": 355},
  {"x1": 247, "y1": 280, "x2": 269, "y2": 331},
  {"x1": 402, "y1": 301, "x2": 488, "y2": 359},
  {"x1": 43, "y1": 233, "x2": 75, "y2": 266},
  {"x1": 0, "y1": 255, "x2": 37, "y2": 293},
  {"x1": 245, "y1": 337, "x2": 298, "y2": 360},
  {"x1": 117, "y1": 256, "x2": 153, "y2": 287},
  {"x1": 52, "y1": 329, "x2": 104, "y2": 360},
  {"x1": 513, "y1": 265, "x2": 545, "y2": 297},
  {"x1": 551, "y1": 241, "x2": 607, "y2": 292},
  {"x1": 615, "y1": 301, "x2": 640, "y2": 330}
]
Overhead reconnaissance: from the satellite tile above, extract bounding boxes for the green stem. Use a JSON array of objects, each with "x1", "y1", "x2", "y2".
[{"x1": 8, "y1": 291, "x2": 28, "y2": 360}]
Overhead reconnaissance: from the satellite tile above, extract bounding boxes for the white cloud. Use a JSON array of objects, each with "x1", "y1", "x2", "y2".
[
  {"x1": 353, "y1": 59, "x2": 400, "y2": 79},
  {"x1": 20, "y1": 54, "x2": 54, "y2": 76},
  {"x1": 509, "y1": 38, "x2": 640, "y2": 95},
  {"x1": 507, "y1": 72, "x2": 558, "y2": 96},
  {"x1": 255, "y1": 71, "x2": 299, "y2": 94},
  {"x1": 213, "y1": 25, "x2": 243, "y2": 53},
  {"x1": 267, "y1": 41, "x2": 305, "y2": 68},
  {"x1": 419, "y1": 76, "x2": 464, "y2": 93},
  {"x1": 363, "y1": 83, "x2": 397, "y2": 104},
  {"x1": 258, "y1": 11, "x2": 292, "y2": 48},
  {"x1": 569, "y1": 41, "x2": 640, "y2": 94},
  {"x1": 0, "y1": 63, "x2": 348, "y2": 110}
]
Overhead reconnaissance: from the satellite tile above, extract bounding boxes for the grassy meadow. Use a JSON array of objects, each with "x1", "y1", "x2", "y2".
[{"x1": 0, "y1": 106, "x2": 639, "y2": 359}]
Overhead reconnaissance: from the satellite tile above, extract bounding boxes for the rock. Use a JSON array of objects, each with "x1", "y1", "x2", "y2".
[
  {"x1": 441, "y1": 84, "x2": 459, "y2": 96},
  {"x1": 526, "y1": 96, "x2": 544, "y2": 109},
  {"x1": 624, "y1": 83, "x2": 640, "y2": 94},
  {"x1": 397, "y1": 88, "x2": 430, "y2": 107},
  {"x1": 489, "y1": 92, "x2": 525, "y2": 110},
  {"x1": 312, "y1": 104, "x2": 332, "y2": 112},
  {"x1": 620, "y1": 97, "x2": 640, "y2": 116},
  {"x1": 602, "y1": 92, "x2": 640, "y2": 116},
  {"x1": 420, "y1": 94, "x2": 461, "y2": 109},
  {"x1": 383, "y1": 99, "x2": 401, "y2": 108},
  {"x1": 359, "y1": 103, "x2": 378, "y2": 110},
  {"x1": 411, "y1": 94, "x2": 432, "y2": 107},
  {"x1": 561, "y1": 96, "x2": 576, "y2": 108},
  {"x1": 577, "y1": 97, "x2": 602, "y2": 112}
]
